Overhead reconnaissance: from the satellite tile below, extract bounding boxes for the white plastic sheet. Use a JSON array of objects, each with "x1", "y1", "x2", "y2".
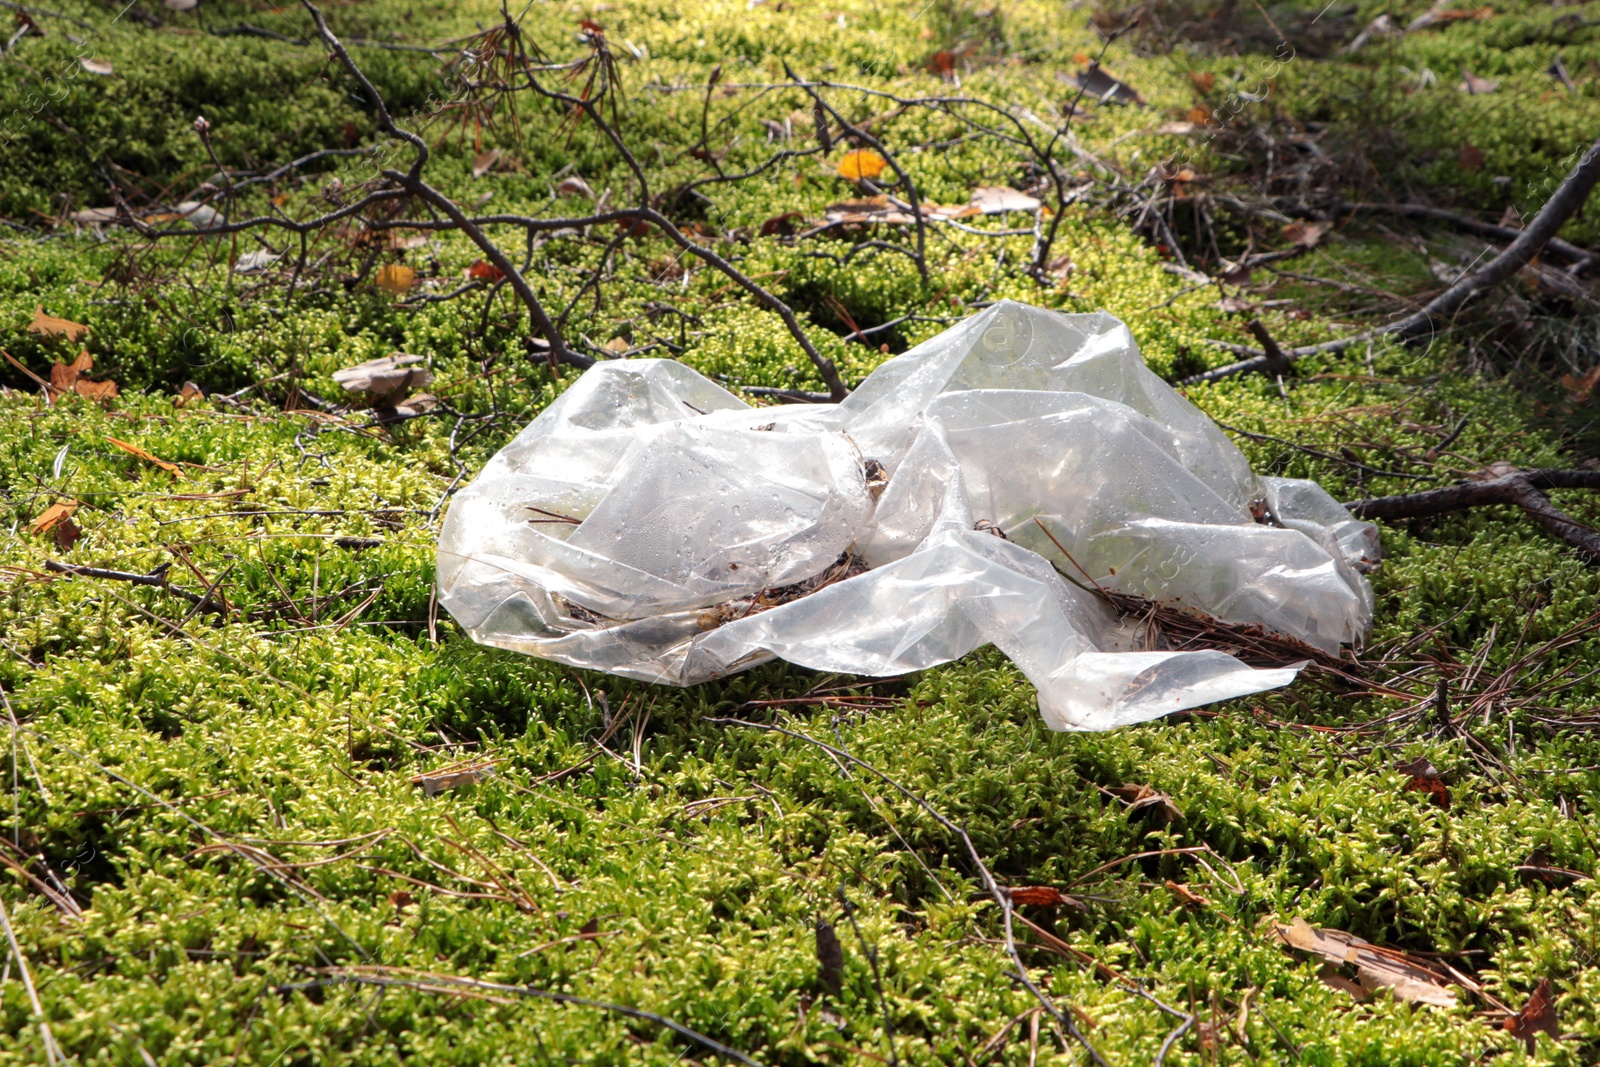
[{"x1": 437, "y1": 302, "x2": 1379, "y2": 730}]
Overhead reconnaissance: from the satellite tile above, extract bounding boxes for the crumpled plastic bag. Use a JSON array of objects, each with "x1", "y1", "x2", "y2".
[{"x1": 437, "y1": 301, "x2": 1380, "y2": 731}]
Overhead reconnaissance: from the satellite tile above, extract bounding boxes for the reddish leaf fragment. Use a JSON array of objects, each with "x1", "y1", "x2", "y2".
[
  {"x1": 1459, "y1": 142, "x2": 1485, "y2": 171},
  {"x1": 467, "y1": 260, "x2": 505, "y2": 282},
  {"x1": 759, "y1": 211, "x2": 807, "y2": 237},
  {"x1": 1503, "y1": 979, "x2": 1558, "y2": 1052},
  {"x1": 1165, "y1": 880, "x2": 1210, "y2": 907},
  {"x1": 1006, "y1": 885, "x2": 1084, "y2": 909},
  {"x1": 53, "y1": 516, "x2": 81, "y2": 551},
  {"x1": 1189, "y1": 71, "x2": 1216, "y2": 94}
]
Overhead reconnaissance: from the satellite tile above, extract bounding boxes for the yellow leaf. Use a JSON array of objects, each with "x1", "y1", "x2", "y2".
[
  {"x1": 29, "y1": 501, "x2": 78, "y2": 535},
  {"x1": 28, "y1": 305, "x2": 89, "y2": 342},
  {"x1": 837, "y1": 149, "x2": 888, "y2": 182},
  {"x1": 106, "y1": 436, "x2": 184, "y2": 476},
  {"x1": 376, "y1": 264, "x2": 416, "y2": 294}
]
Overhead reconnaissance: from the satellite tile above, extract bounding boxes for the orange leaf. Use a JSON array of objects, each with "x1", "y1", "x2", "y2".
[
  {"x1": 29, "y1": 501, "x2": 78, "y2": 535},
  {"x1": 467, "y1": 259, "x2": 505, "y2": 281},
  {"x1": 106, "y1": 436, "x2": 183, "y2": 476},
  {"x1": 1189, "y1": 71, "x2": 1216, "y2": 94},
  {"x1": 376, "y1": 264, "x2": 416, "y2": 294},
  {"x1": 28, "y1": 305, "x2": 89, "y2": 342},
  {"x1": 1186, "y1": 104, "x2": 1213, "y2": 124},
  {"x1": 837, "y1": 149, "x2": 888, "y2": 182},
  {"x1": 1007, "y1": 886, "x2": 1067, "y2": 907}
]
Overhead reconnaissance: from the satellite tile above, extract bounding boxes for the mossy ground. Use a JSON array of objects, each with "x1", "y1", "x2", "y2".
[{"x1": 3, "y1": 0, "x2": 1600, "y2": 1063}]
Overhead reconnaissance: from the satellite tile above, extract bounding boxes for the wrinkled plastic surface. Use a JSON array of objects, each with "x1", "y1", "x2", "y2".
[{"x1": 438, "y1": 302, "x2": 1379, "y2": 731}]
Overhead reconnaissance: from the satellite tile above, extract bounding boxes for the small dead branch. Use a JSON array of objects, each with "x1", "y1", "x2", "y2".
[
  {"x1": 1186, "y1": 135, "x2": 1600, "y2": 383},
  {"x1": 1347, "y1": 467, "x2": 1600, "y2": 563}
]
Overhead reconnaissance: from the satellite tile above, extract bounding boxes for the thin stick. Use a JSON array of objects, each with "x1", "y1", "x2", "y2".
[{"x1": 0, "y1": 893, "x2": 65, "y2": 1064}]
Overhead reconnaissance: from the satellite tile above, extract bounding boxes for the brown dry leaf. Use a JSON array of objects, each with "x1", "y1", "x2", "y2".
[
  {"x1": 376, "y1": 264, "x2": 416, "y2": 294},
  {"x1": 1186, "y1": 104, "x2": 1214, "y2": 124},
  {"x1": 174, "y1": 381, "x2": 204, "y2": 407},
  {"x1": 837, "y1": 149, "x2": 888, "y2": 181},
  {"x1": 1110, "y1": 782, "x2": 1182, "y2": 823},
  {"x1": 106, "y1": 436, "x2": 184, "y2": 476},
  {"x1": 1006, "y1": 885, "x2": 1083, "y2": 909},
  {"x1": 603, "y1": 336, "x2": 631, "y2": 355},
  {"x1": 1407, "y1": 4, "x2": 1492, "y2": 30},
  {"x1": 48, "y1": 350, "x2": 118, "y2": 402},
  {"x1": 388, "y1": 890, "x2": 416, "y2": 910},
  {"x1": 555, "y1": 175, "x2": 595, "y2": 198},
  {"x1": 52, "y1": 516, "x2": 81, "y2": 551},
  {"x1": 332, "y1": 354, "x2": 431, "y2": 404},
  {"x1": 1189, "y1": 70, "x2": 1216, "y2": 94},
  {"x1": 759, "y1": 211, "x2": 806, "y2": 237},
  {"x1": 968, "y1": 186, "x2": 1042, "y2": 214},
  {"x1": 1396, "y1": 756, "x2": 1451, "y2": 809},
  {"x1": 1076, "y1": 61, "x2": 1143, "y2": 104},
  {"x1": 1282, "y1": 220, "x2": 1331, "y2": 248},
  {"x1": 28, "y1": 305, "x2": 89, "y2": 342},
  {"x1": 1503, "y1": 979, "x2": 1559, "y2": 1052},
  {"x1": 410, "y1": 760, "x2": 497, "y2": 796},
  {"x1": 1459, "y1": 142, "x2": 1486, "y2": 171},
  {"x1": 1461, "y1": 68, "x2": 1499, "y2": 94},
  {"x1": 79, "y1": 57, "x2": 113, "y2": 75},
  {"x1": 1165, "y1": 880, "x2": 1210, "y2": 907},
  {"x1": 466, "y1": 259, "x2": 504, "y2": 281},
  {"x1": 29, "y1": 500, "x2": 78, "y2": 536},
  {"x1": 1318, "y1": 963, "x2": 1371, "y2": 1001},
  {"x1": 471, "y1": 148, "x2": 502, "y2": 177},
  {"x1": 1273, "y1": 918, "x2": 1460, "y2": 1008}
]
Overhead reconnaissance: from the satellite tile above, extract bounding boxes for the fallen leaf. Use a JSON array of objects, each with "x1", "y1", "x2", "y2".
[
  {"x1": 555, "y1": 175, "x2": 595, "y2": 198},
  {"x1": 1110, "y1": 782, "x2": 1182, "y2": 823},
  {"x1": 1189, "y1": 71, "x2": 1216, "y2": 94},
  {"x1": 1396, "y1": 755, "x2": 1451, "y2": 809},
  {"x1": 52, "y1": 516, "x2": 81, "y2": 551},
  {"x1": 1318, "y1": 962, "x2": 1371, "y2": 1001},
  {"x1": 968, "y1": 186, "x2": 1042, "y2": 214},
  {"x1": 1459, "y1": 142, "x2": 1485, "y2": 171},
  {"x1": 172, "y1": 201, "x2": 222, "y2": 229},
  {"x1": 106, "y1": 436, "x2": 184, "y2": 476},
  {"x1": 332, "y1": 353, "x2": 431, "y2": 404},
  {"x1": 174, "y1": 381, "x2": 204, "y2": 407},
  {"x1": 1187, "y1": 104, "x2": 1214, "y2": 124},
  {"x1": 759, "y1": 211, "x2": 806, "y2": 237},
  {"x1": 388, "y1": 890, "x2": 416, "y2": 910},
  {"x1": 47, "y1": 350, "x2": 118, "y2": 402},
  {"x1": 466, "y1": 259, "x2": 505, "y2": 281},
  {"x1": 234, "y1": 249, "x2": 280, "y2": 272},
  {"x1": 1273, "y1": 918, "x2": 1460, "y2": 1008},
  {"x1": 1460, "y1": 68, "x2": 1498, "y2": 94},
  {"x1": 837, "y1": 148, "x2": 889, "y2": 181},
  {"x1": 471, "y1": 148, "x2": 502, "y2": 177},
  {"x1": 1165, "y1": 880, "x2": 1210, "y2": 907},
  {"x1": 28, "y1": 305, "x2": 89, "y2": 342},
  {"x1": 603, "y1": 336, "x2": 631, "y2": 355},
  {"x1": 376, "y1": 263, "x2": 416, "y2": 294},
  {"x1": 1282, "y1": 220, "x2": 1330, "y2": 248},
  {"x1": 69, "y1": 207, "x2": 120, "y2": 226},
  {"x1": 1006, "y1": 885, "x2": 1083, "y2": 908},
  {"x1": 1503, "y1": 979, "x2": 1558, "y2": 1052},
  {"x1": 79, "y1": 57, "x2": 113, "y2": 75},
  {"x1": 1407, "y1": 3, "x2": 1492, "y2": 31},
  {"x1": 927, "y1": 50, "x2": 956, "y2": 77},
  {"x1": 1075, "y1": 62, "x2": 1143, "y2": 104},
  {"x1": 29, "y1": 501, "x2": 78, "y2": 536},
  {"x1": 1516, "y1": 847, "x2": 1591, "y2": 884},
  {"x1": 410, "y1": 759, "x2": 497, "y2": 796}
]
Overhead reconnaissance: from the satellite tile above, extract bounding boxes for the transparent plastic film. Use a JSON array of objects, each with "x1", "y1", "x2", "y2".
[{"x1": 437, "y1": 302, "x2": 1379, "y2": 731}]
